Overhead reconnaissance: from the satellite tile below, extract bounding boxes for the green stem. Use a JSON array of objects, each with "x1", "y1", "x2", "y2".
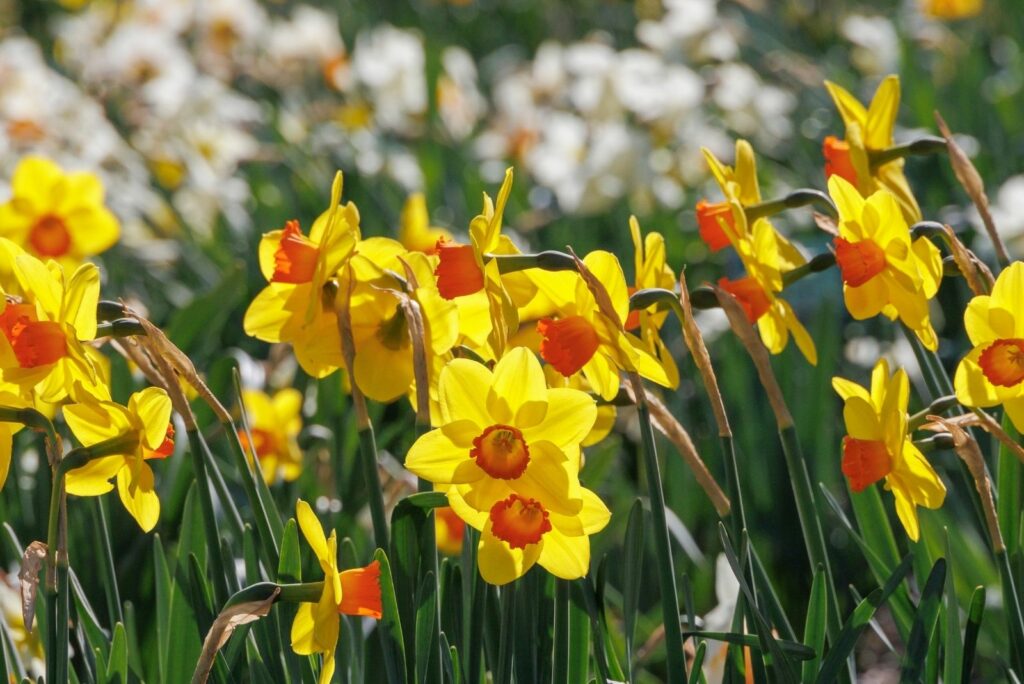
[
  {"x1": 781, "y1": 252, "x2": 837, "y2": 288},
  {"x1": 489, "y1": 251, "x2": 577, "y2": 275},
  {"x1": 94, "y1": 497, "x2": 124, "y2": 627},
  {"x1": 631, "y1": 375, "x2": 687, "y2": 682},
  {"x1": 185, "y1": 427, "x2": 230, "y2": 606},
  {"x1": 869, "y1": 136, "x2": 947, "y2": 168},
  {"x1": 496, "y1": 582, "x2": 516, "y2": 684},
  {"x1": 552, "y1": 580, "x2": 569, "y2": 684},
  {"x1": 745, "y1": 189, "x2": 838, "y2": 221},
  {"x1": 357, "y1": 424, "x2": 389, "y2": 551}
]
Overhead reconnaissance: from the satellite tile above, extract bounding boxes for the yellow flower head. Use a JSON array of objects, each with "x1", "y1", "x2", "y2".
[
  {"x1": 828, "y1": 176, "x2": 942, "y2": 351},
  {"x1": 243, "y1": 172, "x2": 358, "y2": 378},
  {"x1": 954, "y1": 262, "x2": 1024, "y2": 431},
  {"x1": 823, "y1": 76, "x2": 922, "y2": 224},
  {"x1": 833, "y1": 359, "x2": 946, "y2": 541},
  {"x1": 533, "y1": 251, "x2": 673, "y2": 400},
  {"x1": 0, "y1": 156, "x2": 120, "y2": 269},
  {"x1": 293, "y1": 500, "x2": 382, "y2": 684},
  {"x1": 398, "y1": 193, "x2": 452, "y2": 254},
  {"x1": 239, "y1": 388, "x2": 304, "y2": 485},
  {"x1": 64, "y1": 387, "x2": 175, "y2": 532},
  {"x1": 346, "y1": 238, "x2": 458, "y2": 403},
  {"x1": 922, "y1": 0, "x2": 982, "y2": 19},
  {"x1": 626, "y1": 217, "x2": 681, "y2": 387},
  {"x1": 0, "y1": 244, "x2": 108, "y2": 403}
]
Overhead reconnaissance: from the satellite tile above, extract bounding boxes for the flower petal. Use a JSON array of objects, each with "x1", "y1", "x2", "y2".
[
  {"x1": 477, "y1": 520, "x2": 540, "y2": 586},
  {"x1": 488, "y1": 346, "x2": 547, "y2": 427},
  {"x1": 438, "y1": 358, "x2": 493, "y2": 426},
  {"x1": 65, "y1": 455, "x2": 125, "y2": 496},
  {"x1": 405, "y1": 428, "x2": 474, "y2": 485},
  {"x1": 296, "y1": 499, "x2": 330, "y2": 567},
  {"x1": 129, "y1": 387, "x2": 173, "y2": 449},
  {"x1": 537, "y1": 527, "x2": 590, "y2": 580},
  {"x1": 117, "y1": 462, "x2": 160, "y2": 532},
  {"x1": 522, "y1": 388, "x2": 595, "y2": 451}
]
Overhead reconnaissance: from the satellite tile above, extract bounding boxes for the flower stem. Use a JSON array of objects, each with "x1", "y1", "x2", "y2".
[
  {"x1": 745, "y1": 188, "x2": 838, "y2": 221},
  {"x1": 869, "y1": 136, "x2": 948, "y2": 168},
  {"x1": 185, "y1": 427, "x2": 231, "y2": 606},
  {"x1": 93, "y1": 497, "x2": 124, "y2": 627},
  {"x1": 496, "y1": 581, "x2": 516, "y2": 684}
]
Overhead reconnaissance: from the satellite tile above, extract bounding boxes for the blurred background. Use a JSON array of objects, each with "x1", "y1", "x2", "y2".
[{"x1": 1, "y1": 0, "x2": 1023, "y2": 679}]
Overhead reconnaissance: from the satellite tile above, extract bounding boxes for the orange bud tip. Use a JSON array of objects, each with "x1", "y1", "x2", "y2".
[
  {"x1": 718, "y1": 276, "x2": 771, "y2": 323},
  {"x1": 696, "y1": 199, "x2": 734, "y2": 252},
  {"x1": 271, "y1": 220, "x2": 319, "y2": 284},
  {"x1": 338, "y1": 560, "x2": 383, "y2": 619},
  {"x1": 489, "y1": 495, "x2": 551, "y2": 549},
  {"x1": 979, "y1": 339, "x2": 1024, "y2": 388},
  {"x1": 841, "y1": 436, "x2": 892, "y2": 492},
  {"x1": 434, "y1": 239, "x2": 484, "y2": 299},
  {"x1": 537, "y1": 316, "x2": 599, "y2": 377},
  {"x1": 834, "y1": 236, "x2": 887, "y2": 287},
  {"x1": 823, "y1": 135, "x2": 859, "y2": 186}
]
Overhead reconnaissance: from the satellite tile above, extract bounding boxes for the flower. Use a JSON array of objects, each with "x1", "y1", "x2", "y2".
[
  {"x1": 828, "y1": 176, "x2": 942, "y2": 351},
  {"x1": 0, "y1": 156, "x2": 120, "y2": 269},
  {"x1": 404, "y1": 347, "x2": 595, "y2": 514},
  {"x1": 238, "y1": 388, "x2": 303, "y2": 485},
  {"x1": 534, "y1": 250, "x2": 673, "y2": 400},
  {"x1": 398, "y1": 193, "x2": 451, "y2": 254},
  {"x1": 0, "y1": 243, "x2": 109, "y2": 403},
  {"x1": 435, "y1": 506, "x2": 466, "y2": 556},
  {"x1": 63, "y1": 387, "x2": 175, "y2": 532},
  {"x1": 292, "y1": 499, "x2": 382, "y2": 684},
  {"x1": 243, "y1": 172, "x2": 358, "y2": 378},
  {"x1": 823, "y1": 75, "x2": 922, "y2": 224},
  {"x1": 922, "y1": 0, "x2": 982, "y2": 19},
  {"x1": 833, "y1": 359, "x2": 946, "y2": 541},
  {"x1": 627, "y1": 217, "x2": 680, "y2": 387},
  {"x1": 954, "y1": 262, "x2": 1024, "y2": 431}
]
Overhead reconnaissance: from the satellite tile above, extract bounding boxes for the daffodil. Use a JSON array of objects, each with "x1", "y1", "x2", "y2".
[
  {"x1": 435, "y1": 506, "x2": 466, "y2": 556},
  {"x1": 954, "y1": 262, "x2": 1024, "y2": 430},
  {"x1": 346, "y1": 238, "x2": 459, "y2": 403},
  {"x1": 922, "y1": 0, "x2": 982, "y2": 19},
  {"x1": 823, "y1": 75, "x2": 922, "y2": 224},
  {"x1": 243, "y1": 172, "x2": 358, "y2": 378},
  {"x1": 0, "y1": 244, "x2": 109, "y2": 403},
  {"x1": 626, "y1": 217, "x2": 680, "y2": 387},
  {"x1": 0, "y1": 156, "x2": 120, "y2": 269},
  {"x1": 63, "y1": 387, "x2": 175, "y2": 532},
  {"x1": 828, "y1": 176, "x2": 942, "y2": 351},
  {"x1": 238, "y1": 388, "x2": 304, "y2": 485},
  {"x1": 833, "y1": 359, "x2": 946, "y2": 541},
  {"x1": 533, "y1": 251, "x2": 673, "y2": 400},
  {"x1": 404, "y1": 347, "x2": 594, "y2": 514},
  {"x1": 398, "y1": 193, "x2": 451, "y2": 253},
  {"x1": 293, "y1": 499, "x2": 382, "y2": 684}
]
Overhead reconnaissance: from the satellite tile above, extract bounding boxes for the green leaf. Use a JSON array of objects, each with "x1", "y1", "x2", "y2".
[
  {"x1": 801, "y1": 566, "x2": 827, "y2": 684},
  {"x1": 278, "y1": 519, "x2": 302, "y2": 583},
  {"x1": 404, "y1": 492, "x2": 449, "y2": 509},
  {"x1": 622, "y1": 498, "x2": 644, "y2": 681},
  {"x1": 415, "y1": 571, "x2": 438, "y2": 684},
  {"x1": 997, "y1": 417, "x2": 1021, "y2": 557},
  {"x1": 688, "y1": 640, "x2": 707, "y2": 684},
  {"x1": 104, "y1": 623, "x2": 128, "y2": 684},
  {"x1": 70, "y1": 569, "x2": 110, "y2": 665},
  {"x1": 943, "y1": 532, "x2": 963, "y2": 684},
  {"x1": 374, "y1": 548, "x2": 408, "y2": 684},
  {"x1": 815, "y1": 554, "x2": 913, "y2": 684},
  {"x1": 681, "y1": 631, "x2": 815, "y2": 660},
  {"x1": 390, "y1": 500, "x2": 429, "y2": 682},
  {"x1": 962, "y1": 586, "x2": 986, "y2": 682},
  {"x1": 900, "y1": 558, "x2": 946, "y2": 681}
]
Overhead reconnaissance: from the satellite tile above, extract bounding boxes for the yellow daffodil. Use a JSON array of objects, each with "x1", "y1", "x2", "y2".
[
  {"x1": 533, "y1": 251, "x2": 673, "y2": 400},
  {"x1": 922, "y1": 0, "x2": 981, "y2": 19},
  {"x1": 238, "y1": 388, "x2": 304, "y2": 485},
  {"x1": 823, "y1": 76, "x2": 922, "y2": 224},
  {"x1": 405, "y1": 347, "x2": 594, "y2": 514},
  {"x1": 447, "y1": 482, "x2": 611, "y2": 585},
  {"x1": 0, "y1": 156, "x2": 119, "y2": 269},
  {"x1": 244, "y1": 172, "x2": 358, "y2": 378},
  {"x1": 0, "y1": 244, "x2": 108, "y2": 403},
  {"x1": 828, "y1": 176, "x2": 942, "y2": 351},
  {"x1": 833, "y1": 359, "x2": 945, "y2": 541},
  {"x1": 63, "y1": 387, "x2": 175, "y2": 532},
  {"x1": 435, "y1": 506, "x2": 466, "y2": 556},
  {"x1": 627, "y1": 217, "x2": 681, "y2": 387},
  {"x1": 346, "y1": 238, "x2": 458, "y2": 403},
  {"x1": 398, "y1": 193, "x2": 451, "y2": 254},
  {"x1": 293, "y1": 499, "x2": 382, "y2": 684},
  {"x1": 954, "y1": 262, "x2": 1024, "y2": 430}
]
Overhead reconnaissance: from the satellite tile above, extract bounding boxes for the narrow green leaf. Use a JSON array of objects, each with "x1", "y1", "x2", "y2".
[
  {"x1": 375, "y1": 548, "x2": 408, "y2": 684},
  {"x1": 688, "y1": 641, "x2": 707, "y2": 684},
  {"x1": 997, "y1": 417, "x2": 1021, "y2": 557},
  {"x1": 681, "y1": 631, "x2": 815, "y2": 660},
  {"x1": 415, "y1": 571, "x2": 438, "y2": 684},
  {"x1": 801, "y1": 566, "x2": 827, "y2": 684},
  {"x1": 942, "y1": 532, "x2": 963, "y2": 684},
  {"x1": 391, "y1": 500, "x2": 429, "y2": 682},
  {"x1": 104, "y1": 623, "x2": 128, "y2": 684},
  {"x1": 962, "y1": 586, "x2": 985, "y2": 682},
  {"x1": 69, "y1": 569, "x2": 110, "y2": 665},
  {"x1": 567, "y1": 586, "x2": 590, "y2": 684},
  {"x1": 404, "y1": 492, "x2": 449, "y2": 509},
  {"x1": 278, "y1": 519, "x2": 302, "y2": 583},
  {"x1": 594, "y1": 557, "x2": 626, "y2": 682},
  {"x1": 900, "y1": 558, "x2": 946, "y2": 681},
  {"x1": 622, "y1": 498, "x2": 644, "y2": 682}
]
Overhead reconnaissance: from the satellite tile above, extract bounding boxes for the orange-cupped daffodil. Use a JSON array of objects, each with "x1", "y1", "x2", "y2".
[
  {"x1": 626, "y1": 217, "x2": 680, "y2": 387},
  {"x1": 63, "y1": 387, "x2": 175, "y2": 532},
  {"x1": 533, "y1": 250, "x2": 673, "y2": 400},
  {"x1": 828, "y1": 176, "x2": 942, "y2": 351},
  {"x1": 243, "y1": 172, "x2": 358, "y2": 378},
  {"x1": 823, "y1": 75, "x2": 922, "y2": 224},
  {"x1": 238, "y1": 388, "x2": 304, "y2": 485},
  {"x1": 0, "y1": 156, "x2": 120, "y2": 269},
  {"x1": 954, "y1": 262, "x2": 1024, "y2": 430},
  {"x1": 0, "y1": 244, "x2": 108, "y2": 403},
  {"x1": 293, "y1": 499, "x2": 382, "y2": 684},
  {"x1": 398, "y1": 193, "x2": 451, "y2": 254},
  {"x1": 404, "y1": 347, "x2": 594, "y2": 514},
  {"x1": 833, "y1": 359, "x2": 946, "y2": 541}
]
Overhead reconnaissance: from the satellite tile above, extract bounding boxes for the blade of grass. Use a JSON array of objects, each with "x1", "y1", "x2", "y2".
[
  {"x1": 943, "y1": 531, "x2": 963, "y2": 684},
  {"x1": 374, "y1": 548, "x2": 408, "y2": 684},
  {"x1": 622, "y1": 498, "x2": 645, "y2": 681},
  {"x1": 801, "y1": 566, "x2": 827, "y2": 684},
  {"x1": 900, "y1": 558, "x2": 946, "y2": 682},
  {"x1": 962, "y1": 586, "x2": 986, "y2": 682}
]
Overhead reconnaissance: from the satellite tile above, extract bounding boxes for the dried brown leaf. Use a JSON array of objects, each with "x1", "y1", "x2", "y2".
[
  {"x1": 679, "y1": 270, "x2": 730, "y2": 437},
  {"x1": 18, "y1": 541, "x2": 47, "y2": 631},
  {"x1": 192, "y1": 587, "x2": 280, "y2": 684}
]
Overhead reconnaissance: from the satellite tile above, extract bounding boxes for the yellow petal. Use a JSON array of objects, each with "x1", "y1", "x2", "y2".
[
  {"x1": 438, "y1": 358, "x2": 493, "y2": 426},
  {"x1": 537, "y1": 527, "x2": 590, "y2": 580},
  {"x1": 477, "y1": 520, "x2": 540, "y2": 586},
  {"x1": 824, "y1": 80, "x2": 868, "y2": 130},
  {"x1": 117, "y1": 462, "x2": 160, "y2": 532},
  {"x1": 575, "y1": 487, "x2": 612, "y2": 535},
  {"x1": 581, "y1": 350, "x2": 619, "y2": 402},
  {"x1": 514, "y1": 440, "x2": 582, "y2": 515},
  {"x1": 954, "y1": 346, "x2": 1001, "y2": 408},
  {"x1": 865, "y1": 75, "x2": 900, "y2": 150},
  {"x1": 296, "y1": 499, "x2": 330, "y2": 566},
  {"x1": 843, "y1": 276, "x2": 888, "y2": 320},
  {"x1": 832, "y1": 376, "x2": 871, "y2": 403},
  {"x1": 14, "y1": 253, "x2": 61, "y2": 319},
  {"x1": 582, "y1": 251, "x2": 630, "y2": 324},
  {"x1": 290, "y1": 602, "x2": 318, "y2": 655},
  {"x1": 843, "y1": 396, "x2": 882, "y2": 440},
  {"x1": 828, "y1": 175, "x2": 867, "y2": 224},
  {"x1": 0, "y1": 424, "x2": 11, "y2": 491},
  {"x1": 733, "y1": 139, "x2": 761, "y2": 206},
  {"x1": 65, "y1": 455, "x2": 124, "y2": 496},
  {"x1": 128, "y1": 387, "x2": 173, "y2": 449},
  {"x1": 1004, "y1": 397, "x2": 1024, "y2": 434},
  {"x1": 243, "y1": 285, "x2": 301, "y2": 343},
  {"x1": 63, "y1": 263, "x2": 100, "y2": 339},
  {"x1": 405, "y1": 428, "x2": 475, "y2": 485},
  {"x1": 354, "y1": 342, "x2": 413, "y2": 403},
  {"x1": 64, "y1": 400, "x2": 135, "y2": 447},
  {"x1": 446, "y1": 485, "x2": 489, "y2": 531},
  {"x1": 488, "y1": 347, "x2": 547, "y2": 427},
  {"x1": 781, "y1": 300, "x2": 818, "y2": 365},
  {"x1": 521, "y1": 387, "x2": 596, "y2": 451}
]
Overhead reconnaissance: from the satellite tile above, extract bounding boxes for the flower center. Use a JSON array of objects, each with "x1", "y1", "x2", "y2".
[
  {"x1": 978, "y1": 339, "x2": 1024, "y2": 388},
  {"x1": 271, "y1": 220, "x2": 319, "y2": 284},
  {"x1": 537, "y1": 316, "x2": 600, "y2": 377},
  {"x1": 834, "y1": 236, "x2": 887, "y2": 287},
  {"x1": 823, "y1": 135, "x2": 859, "y2": 187},
  {"x1": 841, "y1": 436, "x2": 892, "y2": 493},
  {"x1": 695, "y1": 199, "x2": 734, "y2": 253},
  {"x1": 434, "y1": 239, "x2": 484, "y2": 299},
  {"x1": 489, "y1": 495, "x2": 552, "y2": 549},
  {"x1": 29, "y1": 214, "x2": 72, "y2": 258},
  {"x1": 146, "y1": 424, "x2": 176, "y2": 459},
  {"x1": 0, "y1": 302, "x2": 67, "y2": 368},
  {"x1": 718, "y1": 276, "x2": 771, "y2": 323},
  {"x1": 471, "y1": 424, "x2": 530, "y2": 479}
]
